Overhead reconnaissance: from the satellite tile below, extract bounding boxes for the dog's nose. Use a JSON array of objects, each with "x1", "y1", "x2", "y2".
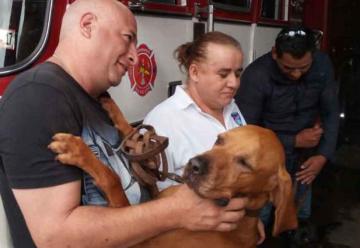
[
  {"x1": 189, "y1": 156, "x2": 208, "y2": 175},
  {"x1": 214, "y1": 198, "x2": 230, "y2": 207}
]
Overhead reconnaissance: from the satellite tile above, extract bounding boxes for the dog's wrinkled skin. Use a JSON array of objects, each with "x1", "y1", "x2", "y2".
[
  {"x1": 132, "y1": 125, "x2": 298, "y2": 248},
  {"x1": 184, "y1": 125, "x2": 298, "y2": 237},
  {"x1": 49, "y1": 124, "x2": 297, "y2": 248}
]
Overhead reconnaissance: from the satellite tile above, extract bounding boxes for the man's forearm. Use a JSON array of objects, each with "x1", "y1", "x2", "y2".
[
  {"x1": 35, "y1": 197, "x2": 181, "y2": 248},
  {"x1": 14, "y1": 181, "x2": 182, "y2": 248},
  {"x1": 18, "y1": 181, "x2": 246, "y2": 248}
]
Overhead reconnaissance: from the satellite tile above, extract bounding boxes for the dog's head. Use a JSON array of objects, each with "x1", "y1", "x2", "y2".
[{"x1": 183, "y1": 125, "x2": 297, "y2": 236}]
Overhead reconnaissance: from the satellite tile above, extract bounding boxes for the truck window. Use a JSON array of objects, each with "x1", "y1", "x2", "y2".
[
  {"x1": 261, "y1": 0, "x2": 281, "y2": 19},
  {"x1": 146, "y1": 0, "x2": 188, "y2": 6},
  {"x1": 212, "y1": 0, "x2": 251, "y2": 12},
  {"x1": 147, "y1": 0, "x2": 177, "y2": 4},
  {"x1": 0, "y1": 0, "x2": 51, "y2": 71}
]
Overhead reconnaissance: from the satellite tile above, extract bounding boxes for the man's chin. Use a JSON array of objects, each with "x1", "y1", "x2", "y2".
[
  {"x1": 287, "y1": 76, "x2": 301, "y2": 81},
  {"x1": 220, "y1": 99, "x2": 232, "y2": 107},
  {"x1": 109, "y1": 75, "x2": 124, "y2": 87},
  {"x1": 110, "y1": 80, "x2": 121, "y2": 87}
]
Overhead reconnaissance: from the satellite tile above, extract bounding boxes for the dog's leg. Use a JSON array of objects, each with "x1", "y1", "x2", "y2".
[
  {"x1": 48, "y1": 133, "x2": 129, "y2": 207},
  {"x1": 99, "y1": 96, "x2": 166, "y2": 199},
  {"x1": 99, "y1": 96, "x2": 134, "y2": 137}
]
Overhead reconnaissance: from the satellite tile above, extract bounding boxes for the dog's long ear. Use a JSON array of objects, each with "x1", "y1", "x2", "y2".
[{"x1": 270, "y1": 165, "x2": 298, "y2": 236}]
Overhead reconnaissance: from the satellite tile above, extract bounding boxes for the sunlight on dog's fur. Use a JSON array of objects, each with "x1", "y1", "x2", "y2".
[{"x1": 49, "y1": 125, "x2": 297, "y2": 248}]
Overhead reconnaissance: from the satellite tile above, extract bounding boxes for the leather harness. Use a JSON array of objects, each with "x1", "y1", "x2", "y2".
[{"x1": 119, "y1": 124, "x2": 182, "y2": 196}]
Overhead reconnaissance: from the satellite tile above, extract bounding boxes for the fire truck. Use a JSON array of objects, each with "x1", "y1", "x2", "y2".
[{"x1": 1, "y1": 0, "x2": 359, "y2": 247}]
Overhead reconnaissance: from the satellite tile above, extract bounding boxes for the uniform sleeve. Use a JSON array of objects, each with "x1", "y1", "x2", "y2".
[
  {"x1": 317, "y1": 54, "x2": 340, "y2": 160},
  {"x1": 0, "y1": 83, "x2": 82, "y2": 189},
  {"x1": 235, "y1": 63, "x2": 297, "y2": 154},
  {"x1": 235, "y1": 65, "x2": 266, "y2": 125}
]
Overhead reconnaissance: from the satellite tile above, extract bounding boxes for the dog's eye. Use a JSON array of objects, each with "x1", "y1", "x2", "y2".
[
  {"x1": 215, "y1": 136, "x2": 224, "y2": 145},
  {"x1": 235, "y1": 156, "x2": 253, "y2": 171}
]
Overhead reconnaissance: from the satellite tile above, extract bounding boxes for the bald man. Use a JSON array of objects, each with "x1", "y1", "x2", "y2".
[{"x1": 0, "y1": 1, "x2": 247, "y2": 247}]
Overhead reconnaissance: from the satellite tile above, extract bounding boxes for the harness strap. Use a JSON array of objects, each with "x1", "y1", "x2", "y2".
[
  {"x1": 164, "y1": 172, "x2": 184, "y2": 183},
  {"x1": 121, "y1": 125, "x2": 169, "y2": 161},
  {"x1": 120, "y1": 124, "x2": 171, "y2": 196}
]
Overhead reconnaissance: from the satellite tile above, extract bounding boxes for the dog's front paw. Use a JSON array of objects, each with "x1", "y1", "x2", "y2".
[
  {"x1": 99, "y1": 96, "x2": 133, "y2": 136},
  {"x1": 48, "y1": 133, "x2": 95, "y2": 169},
  {"x1": 99, "y1": 97, "x2": 120, "y2": 122}
]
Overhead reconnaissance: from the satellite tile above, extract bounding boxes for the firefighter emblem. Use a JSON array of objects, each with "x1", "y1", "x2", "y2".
[{"x1": 128, "y1": 44, "x2": 157, "y2": 96}]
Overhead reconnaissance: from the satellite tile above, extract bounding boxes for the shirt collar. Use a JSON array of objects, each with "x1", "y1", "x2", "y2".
[
  {"x1": 173, "y1": 85, "x2": 199, "y2": 110},
  {"x1": 223, "y1": 99, "x2": 236, "y2": 116}
]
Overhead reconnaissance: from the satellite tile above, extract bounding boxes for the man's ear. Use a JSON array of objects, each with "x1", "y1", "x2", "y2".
[
  {"x1": 188, "y1": 63, "x2": 199, "y2": 82},
  {"x1": 271, "y1": 47, "x2": 278, "y2": 60},
  {"x1": 80, "y1": 12, "x2": 97, "y2": 39}
]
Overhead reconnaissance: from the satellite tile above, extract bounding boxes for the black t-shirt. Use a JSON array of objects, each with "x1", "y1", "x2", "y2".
[{"x1": 0, "y1": 62, "x2": 114, "y2": 247}]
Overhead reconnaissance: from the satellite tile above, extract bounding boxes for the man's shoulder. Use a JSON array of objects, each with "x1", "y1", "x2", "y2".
[
  {"x1": 248, "y1": 52, "x2": 273, "y2": 67},
  {"x1": 312, "y1": 51, "x2": 332, "y2": 66},
  {"x1": 244, "y1": 52, "x2": 273, "y2": 76},
  {"x1": 12, "y1": 62, "x2": 64, "y2": 83},
  {"x1": 3, "y1": 62, "x2": 81, "y2": 101},
  {"x1": 307, "y1": 51, "x2": 333, "y2": 82},
  {"x1": 241, "y1": 52, "x2": 273, "y2": 86}
]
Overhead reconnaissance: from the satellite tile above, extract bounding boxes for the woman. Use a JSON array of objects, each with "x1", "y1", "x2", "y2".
[
  {"x1": 144, "y1": 31, "x2": 245, "y2": 188},
  {"x1": 144, "y1": 31, "x2": 265, "y2": 244}
]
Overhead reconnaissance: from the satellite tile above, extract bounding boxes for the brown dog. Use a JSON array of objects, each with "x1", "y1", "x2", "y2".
[{"x1": 49, "y1": 124, "x2": 297, "y2": 248}]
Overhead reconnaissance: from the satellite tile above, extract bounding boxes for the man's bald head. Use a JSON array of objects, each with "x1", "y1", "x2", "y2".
[
  {"x1": 60, "y1": 0, "x2": 134, "y2": 41},
  {"x1": 51, "y1": 0, "x2": 138, "y2": 97}
]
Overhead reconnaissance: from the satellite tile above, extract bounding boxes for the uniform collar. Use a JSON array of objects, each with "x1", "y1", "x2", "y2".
[{"x1": 173, "y1": 85, "x2": 200, "y2": 110}]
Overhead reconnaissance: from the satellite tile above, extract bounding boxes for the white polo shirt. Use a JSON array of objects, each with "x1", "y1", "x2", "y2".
[{"x1": 143, "y1": 85, "x2": 246, "y2": 189}]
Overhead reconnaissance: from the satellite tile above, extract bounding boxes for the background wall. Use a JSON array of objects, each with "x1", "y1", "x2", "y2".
[{"x1": 109, "y1": 15, "x2": 281, "y2": 123}]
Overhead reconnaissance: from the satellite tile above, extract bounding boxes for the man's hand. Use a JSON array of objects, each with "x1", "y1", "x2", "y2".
[
  {"x1": 295, "y1": 124, "x2": 323, "y2": 148},
  {"x1": 173, "y1": 184, "x2": 247, "y2": 232},
  {"x1": 295, "y1": 155, "x2": 327, "y2": 184},
  {"x1": 256, "y1": 219, "x2": 265, "y2": 245}
]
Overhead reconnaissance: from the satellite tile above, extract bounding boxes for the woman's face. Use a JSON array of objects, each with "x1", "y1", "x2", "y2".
[{"x1": 189, "y1": 43, "x2": 243, "y2": 111}]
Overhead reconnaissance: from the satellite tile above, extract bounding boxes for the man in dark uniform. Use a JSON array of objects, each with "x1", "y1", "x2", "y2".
[{"x1": 235, "y1": 26, "x2": 339, "y2": 246}]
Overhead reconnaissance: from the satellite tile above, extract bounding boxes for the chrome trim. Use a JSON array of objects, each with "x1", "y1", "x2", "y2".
[
  {"x1": 211, "y1": 1, "x2": 252, "y2": 13},
  {"x1": 0, "y1": 0, "x2": 54, "y2": 76},
  {"x1": 194, "y1": 3, "x2": 214, "y2": 32},
  {"x1": 128, "y1": 0, "x2": 146, "y2": 10}
]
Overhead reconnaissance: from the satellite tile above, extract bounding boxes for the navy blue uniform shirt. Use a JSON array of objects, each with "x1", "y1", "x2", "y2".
[{"x1": 235, "y1": 51, "x2": 339, "y2": 160}]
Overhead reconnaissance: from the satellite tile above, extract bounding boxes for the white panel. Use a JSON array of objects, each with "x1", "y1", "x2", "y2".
[
  {"x1": 253, "y1": 26, "x2": 281, "y2": 61},
  {"x1": 214, "y1": 22, "x2": 252, "y2": 66},
  {"x1": 0, "y1": 197, "x2": 13, "y2": 248},
  {"x1": 109, "y1": 17, "x2": 281, "y2": 123},
  {"x1": 0, "y1": 2, "x2": 13, "y2": 67},
  {"x1": 109, "y1": 15, "x2": 193, "y2": 123}
]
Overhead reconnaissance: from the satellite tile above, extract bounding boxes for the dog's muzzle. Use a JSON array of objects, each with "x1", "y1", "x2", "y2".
[
  {"x1": 183, "y1": 156, "x2": 209, "y2": 186},
  {"x1": 184, "y1": 156, "x2": 229, "y2": 207},
  {"x1": 187, "y1": 156, "x2": 209, "y2": 176}
]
